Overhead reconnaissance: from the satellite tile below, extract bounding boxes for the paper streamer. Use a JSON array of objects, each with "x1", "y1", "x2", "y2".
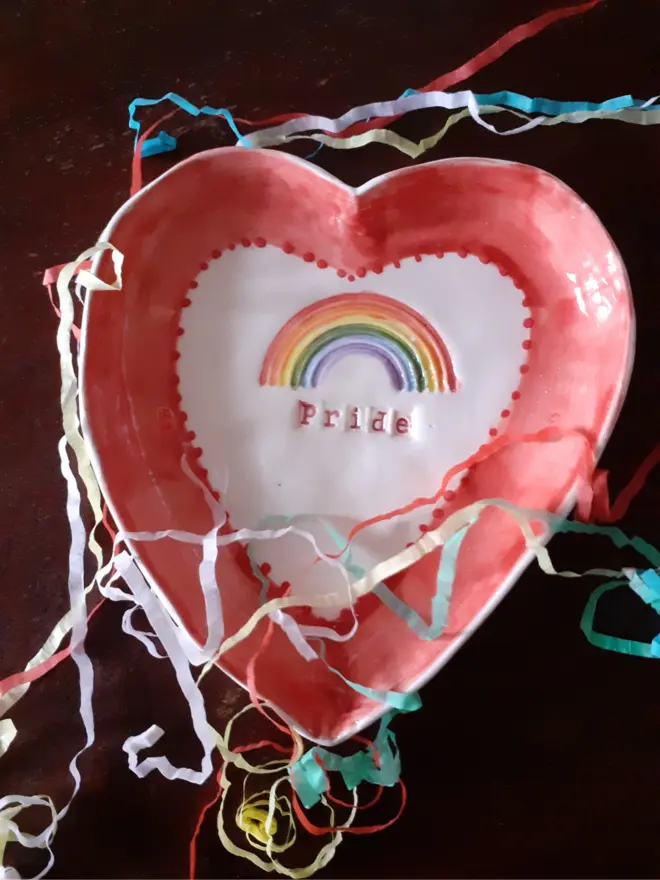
[
  {"x1": 0, "y1": 723, "x2": 16, "y2": 760},
  {"x1": 129, "y1": 88, "x2": 659, "y2": 161},
  {"x1": 211, "y1": 702, "x2": 350, "y2": 879},
  {"x1": 131, "y1": 0, "x2": 605, "y2": 157},
  {"x1": 334, "y1": 0, "x2": 605, "y2": 139},
  {"x1": 581, "y1": 569, "x2": 660, "y2": 658},
  {"x1": 52, "y1": 246, "x2": 124, "y2": 838},
  {"x1": 0, "y1": 795, "x2": 58, "y2": 880},
  {"x1": 113, "y1": 552, "x2": 216, "y2": 784},
  {"x1": 217, "y1": 765, "x2": 353, "y2": 878},
  {"x1": 240, "y1": 91, "x2": 659, "y2": 149},
  {"x1": 290, "y1": 708, "x2": 410, "y2": 810},
  {"x1": 269, "y1": 103, "x2": 660, "y2": 159},
  {"x1": 0, "y1": 247, "x2": 122, "y2": 878},
  {"x1": 6, "y1": 215, "x2": 655, "y2": 877},
  {"x1": 374, "y1": 524, "x2": 469, "y2": 640}
]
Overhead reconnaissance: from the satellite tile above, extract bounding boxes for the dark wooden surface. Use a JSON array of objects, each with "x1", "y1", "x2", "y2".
[{"x1": 1, "y1": 0, "x2": 660, "y2": 877}]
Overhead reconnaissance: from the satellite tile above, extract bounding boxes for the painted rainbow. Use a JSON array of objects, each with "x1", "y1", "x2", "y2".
[{"x1": 259, "y1": 292, "x2": 457, "y2": 392}]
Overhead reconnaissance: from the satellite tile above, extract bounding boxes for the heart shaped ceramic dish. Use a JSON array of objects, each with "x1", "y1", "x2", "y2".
[{"x1": 81, "y1": 149, "x2": 633, "y2": 745}]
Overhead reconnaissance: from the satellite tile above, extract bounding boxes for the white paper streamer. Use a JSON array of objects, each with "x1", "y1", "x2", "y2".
[
  {"x1": 113, "y1": 552, "x2": 216, "y2": 784},
  {"x1": 0, "y1": 796, "x2": 57, "y2": 880},
  {"x1": 0, "y1": 723, "x2": 16, "y2": 760},
  {"x1": 242, "y1": 89, "x2": 660, "y2": 151},
  {"x1": 121, "y1": 606, "x2": 166, "y2": 659}
]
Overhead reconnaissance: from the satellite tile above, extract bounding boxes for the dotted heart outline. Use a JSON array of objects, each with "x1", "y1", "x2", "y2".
[{"x1": 172, "y1": 239, "x2": 532, "y2": 596}]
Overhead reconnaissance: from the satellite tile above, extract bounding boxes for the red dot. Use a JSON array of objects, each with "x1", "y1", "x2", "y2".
[
  {"x1": 337, "y1": 268, "x2": 347, "y2": 278},
  {"x1": 173, "y1": 351, "x2": 181, "y2": 361},
  {"x1": 372, "y1": 263, "x2": 383, "y2": 274},
  {"x1": 520, "y1": 364, "x2": 530, "y2": 374},
  {"x1": 498, "y1": 265, "x2": 510, "y2": 277},
  {"x1": 189, "y1": 280, "x2": 198, "y2": 290},
  {"x1": 419, "y1": 523, "x2": 429, "y2": 533},
  {"x1": 211, "y1": 249, "x2": 222, "y2": 259},
  {"x1": 177, "y1": 326, "x2": 184, "y2": 336},
  {"x1": 457, "y1": 248, "x2": 468, "y2": 259},
  {"x1": 432, "y1": 509, "x2": 444, "y2": 520},
  {"x1": 280, "y1": 580, "x2": 291, "y2": 591},
  {"x1": 260, "y1": 562, "x2": 272, "y2": 576},
  {"x1": 436, "y1": 252, "x2": 445, "y2": 259},
  {"x1": 303, "y1": 252, "x2": 315, "y2": 262},
  {"x1": 522, "y1": 297, "x2": 530, "y2": 307},
  {"x1": 185, "y1": 430, "x2": 196, "y2": 441},
  {"x1": 283, "y1": 241, "x2": 294, "y2": 254},
  {"x1": 393, "y1": 260, "x2": 401, "y2": 268},
  {"x1": 241, "y1": 238, "x2": 251, "y2": 248},
  {"x1": 489, "y1": 428, "x2": 498, "y2": 437},
  {"x1": 523, "y1": 317, "x2": 534, "y2": 329},
  {"x1": 443, "y1": 490, "x2": 456, "y2": 502},
  {"x1": 317, "y1": 259, "x2": 328, "y2": 269},
  {"x1": 511, "y1": 390, "x2": 521, "y2": 400},
  {"x1": 200, "y1": 261, "x2": 209, "y2": 271},
  {"x1": 191, "y1": 446, "x2": 202, "y2": 458},
  {"x1": 522, "y1": 340, "x2": 532, "y2": 350},
  {"x1": 228, "y1": 243, "x2": 236, "y2": 250},
  {"x1": 182, "y1": 298, "x2": 191, "y2": 307},
  {"x1": 255, "y1": 237, "x2": 266, "y2": 248},
  {"x1": 501, "y1": 408, "x2": 511, "y2": 418},
  {"x1": 347, "y1": 274, "x2": 355, "y2": 282},
  {"x1": 414, "y1": 254, "x2": 422, "y2": 262},
  {"x1": 356, "y1": 266, "x2": 366, "y2": 277}
]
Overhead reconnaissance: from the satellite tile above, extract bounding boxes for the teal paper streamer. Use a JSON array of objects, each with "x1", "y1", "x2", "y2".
[
  {"x1": 628, "y1": 568, "x2": 660, "y2": 614},
  {"x1": 581, "y1": 569, "x2": 660, "y2": 658},
  {"x1": 243, "y1": 505, "x2": 660, "y2": 805},
  {"x1": 551, "y1": 517, "x2": 660, "y2": 568},
  {"x1": 141, "y1": 130, "x2": 177, "y2": 158},
  {"x1": 128, "y1": 92, "x2": 247, "y2": 155},
  {"x1": 129, "y1": 89, "x2": 659, "y2": 159},
  {"x1": 290, "y1": 703, "x2": 420, "y2": 809},
  {"x1": 374, "y1": 524, "x2": 469, "y2": 639},
  {"x1": 307, "y1": 517, "x2": 465, "y2": 639}
]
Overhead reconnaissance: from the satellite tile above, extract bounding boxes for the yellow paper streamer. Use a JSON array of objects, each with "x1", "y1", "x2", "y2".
[
  {"x1": 276, "y1": 105, "x2": 660, "y2": 160},
  {"x1": 218, "y1": 765, "x2": 355, "y2": 878},
  {"x1": 0, "y1": 722, "x2": 16, "y2": 759},
  {"x1": 210, "y1": 701, "x2": 356, "y2": 878},
  {"x1": 198, "y1": 495, "x2": 623, "y2": 687},
  {"x1": 310, "y1": 105, "x2": 508, "y2": 157}
]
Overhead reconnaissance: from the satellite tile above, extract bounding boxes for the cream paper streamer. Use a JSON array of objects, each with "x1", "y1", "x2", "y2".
[{"x1": 267, "y1": 104, "x2": 660, "y2": 159}]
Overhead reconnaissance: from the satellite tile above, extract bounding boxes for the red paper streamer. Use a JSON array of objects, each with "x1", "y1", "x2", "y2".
[
  {"x1": 578, "y1": 443, "x2": 660, "y2": 523},
  {"x1": 343, "y1": 426, "x2": 595, "y2": 551},
  {"x1": 42, "y1": 260, "x2": 93, "y2": 341},
  {"x1": 334, "y1": 0, "x2": 603, "y2": 140},
  {"x1": 188, "y1": 765, "x2": 224, "y2": 880},
  {"x1": 0, "y1": 598, "x2": 106, "y2": 699},
  {"x1": 292, "y1": 779, "x2": 407, "y2": 836},
  {"x1": 130, "y1": 110, "x2": 178, "y2": 197},
  {"x1": 231, "y1": 0, "x2": 602, "y2": 138}
]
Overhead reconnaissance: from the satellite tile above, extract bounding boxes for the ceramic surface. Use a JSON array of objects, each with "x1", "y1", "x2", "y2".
[{"x1": 80, "y1": 149, "x2": 633, "y2": 745}]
